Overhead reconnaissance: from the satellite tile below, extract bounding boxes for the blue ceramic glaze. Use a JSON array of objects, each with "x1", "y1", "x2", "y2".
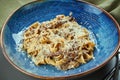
[{"x1": 2, "y1": 0, "x2": 119, "y2": 78}]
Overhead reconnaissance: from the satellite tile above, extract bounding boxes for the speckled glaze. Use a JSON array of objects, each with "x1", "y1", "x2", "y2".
[{"x1": 1, "y1": 0, "x2": 120, "y2": 79}]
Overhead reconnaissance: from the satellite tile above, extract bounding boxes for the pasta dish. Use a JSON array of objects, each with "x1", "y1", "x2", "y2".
[{"x1": 23, "y1": 14, "x2": 95, "y2": 70}]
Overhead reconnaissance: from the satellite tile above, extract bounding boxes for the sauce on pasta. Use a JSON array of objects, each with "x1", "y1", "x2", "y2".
[{"x1": 23, "y1": 14, "x2": 95, "y2": 70}]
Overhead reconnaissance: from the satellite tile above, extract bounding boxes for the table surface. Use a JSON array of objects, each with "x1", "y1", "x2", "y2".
[{"x1": 0, "y1": 0, "x2": 119, "y2": 80}]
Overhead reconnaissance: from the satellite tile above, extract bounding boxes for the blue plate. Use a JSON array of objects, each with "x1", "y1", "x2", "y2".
[{"x1": 1, "y1": 0, "x2": 120, "y2": 79}]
